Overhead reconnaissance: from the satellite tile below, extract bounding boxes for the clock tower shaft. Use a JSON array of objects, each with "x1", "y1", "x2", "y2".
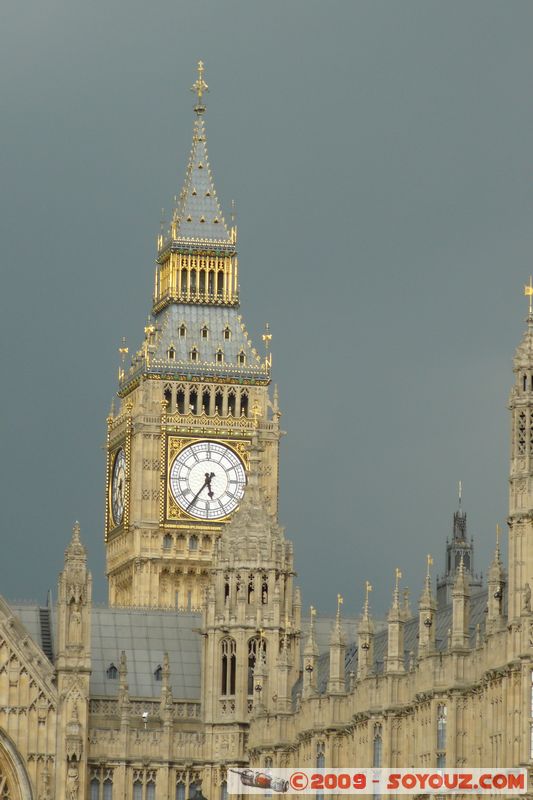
[{"x1": 105, "y1": 65, "x2": 282, "y2": 609}]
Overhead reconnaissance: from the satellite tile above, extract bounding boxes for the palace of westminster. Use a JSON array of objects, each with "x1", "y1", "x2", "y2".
[{"x1": 2, "y1": 64, "x2": 533, "y2": 800}]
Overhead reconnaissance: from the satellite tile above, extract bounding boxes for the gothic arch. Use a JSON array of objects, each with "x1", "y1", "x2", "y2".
[{"x1": 0, "y1": 729, "x2": 35, "y2": 800}]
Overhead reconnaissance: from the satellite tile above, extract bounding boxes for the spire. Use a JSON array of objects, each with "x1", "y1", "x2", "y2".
[
  {"x1": 164, "y1": 62, "x2": 232, "y2": 246},
  {"x1": 385, "y1": 568, "x2": 405, "y2": 674},
  {"x1": 328, "y1": 594, "x2": 346, "y2": 694},
  {"x1": 451, "y1": 554, "x2": 471, "y2": 650},
  {"x1": 65, "y1": 521, "x2": 86, "y2": 562},
  {"x1": 303, "y1": 606, "x2": 319, "y2": 697},
  {"x1": 418, "y1": 555, "x2": 436, "y2": 657},
  {"x1": 487, "y1": 525, "x2": 506, "y2": 632}
]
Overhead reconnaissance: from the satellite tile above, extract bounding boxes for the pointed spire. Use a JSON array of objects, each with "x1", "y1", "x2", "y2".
[
  {"x1": 418, "y1": 555, "x2": 436, "y2": 657},
  {"x1": 328, "y1": 594, "x2": 346, "y2": 694},
  {"x1": 386, "y1": 569, "x2": 405, "y2": 673},
  {"x1": 487, "y1": 524, "x2": 506, "y2": 632},
  {"x1": 65, "y1": 521, "x2": 86, "y2": 562},
  {"x1": 164, "y1": 62, "x2": 232, "y2": 245},
  {"x1": 303, "y1": 606, "x2": 319, "y2": 697}
]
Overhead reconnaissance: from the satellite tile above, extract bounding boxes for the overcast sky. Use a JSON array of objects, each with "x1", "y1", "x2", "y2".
[{"x1": 1, "y1": 1, "x2": 532, "y2": 617}]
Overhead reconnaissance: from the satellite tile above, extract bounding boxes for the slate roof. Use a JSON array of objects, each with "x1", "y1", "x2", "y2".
[
  {"x1": 7, "y1": 602, "x2": 202, "y2": 701},
  {"x1": 150, "y1": 304, "x2": 265, "y2": 381},
  {"x1": 164, "y1": 114, "x2": 232, "y2": 246}
]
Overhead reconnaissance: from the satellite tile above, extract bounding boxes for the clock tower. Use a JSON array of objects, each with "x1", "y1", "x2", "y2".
[{"x1": 105, "y1": 63, "x2": 281, "y2": 609}]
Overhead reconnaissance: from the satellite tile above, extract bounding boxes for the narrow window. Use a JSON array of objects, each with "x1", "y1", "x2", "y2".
[
  {"x1": 154, "y1": 665, "x2": 163, "y2": 681},
  {"x1": 216, "y1": 349, "x2": 224, "y2": 364},
  {"x1": 163, "y1": 533, "x2": 173, "y2": 551},
  {"x1": 201, "y1": 325, "x2": 209, "y2": 339},
  {"x1": 215, "y1": 390, "x2": 223, "y2": 415},
  {"x1": 199, "y1": 271, "x2": 206, "y2": 293},
  {"x1": 238, "y1": 351, "x2": 246, "y2": 365},
  {"x1": 202, "y1": 389, "x2": 210, "y2": 414},
  {"x1": 189, "y1": 388, "x2": 198, "y2": 413},
  {"x1": 133, "y1": 781, "x2": 142, "y2": 800},
  {"x1": 146, "y1": 780, "x2": 155, "y2": 800},
  {"x1": 223, "y1": 326, "x2": 231, "y2": 340},
  {"x1": 228, "y1": 392, "x2": 236, "y2": 416},
  {"x1": 179, "y1": 323, "x2": 186, "y2": 337},
  {"x1": 176, "y1": 784, "x2": 186, "y2": 800},
  {"x1": 220, "y1": 782, "x2": 228, "y2": 800},
  {"x1": 190, "y1": 348, "x2": 198, "y2": 363},
  {"x1": 261, "y1": 576, "x2": 268, "y2": 604},
  {"x1": 168, "y1": 347, "x2": 175, "y2": 360},
  {"x1": 525, "y1": 374, "x2": 528, "y2": 391},
  {"x1": 241, "y1": 393, "x2": 249, "y2": 417},
  {"x1": 208, "y1": 271, "x2": 215, "y2": 294},
  {"x1": 164, "y1": 387, "x2": 172, "y2": 407},
  {"x1": 181, "y1": 269, "x2": 187, "y2": 294},
  {"x1": 91, "y1": 778, "x2": 100, "y2": 800},
  {"x1": 190, "y1": 269, "x2": 197, "y2": 292},
  {"x1": 177, "y1": 389, "x2": 185, "y2": 414},
  {"x1": 103, "y1": 779, "x2": 113, "y2": 800},
  {"x1": 221, "y1": 637, "x2": 237, "y2": 696},
  {"x1": 189, "y1": 535, "x2": 198, "y2": 551},
  {"x1": 217, "y1": 272, "x2": 224, "y2": 295}
]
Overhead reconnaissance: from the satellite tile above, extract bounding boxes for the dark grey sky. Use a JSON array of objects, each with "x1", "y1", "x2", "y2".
[{"x1": 1, "y1": 0, "x2": 532, "y2": 617}]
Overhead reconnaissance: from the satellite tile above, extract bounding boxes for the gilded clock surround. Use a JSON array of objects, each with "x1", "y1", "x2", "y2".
[{"x1": 164, "y1": 436, "x2": 249, "y2": 523}]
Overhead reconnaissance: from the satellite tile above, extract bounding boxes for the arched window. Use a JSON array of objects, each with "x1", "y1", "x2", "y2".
[
  {"x1": 238, "y1": 351, "x2": 246, "y2": 365},
  {"x1": 224, "y1": 574, "x2": 230, "y2": 601},
  {"x1": 248, "y1": 575, "x2": 255, "y2": 603},
  {"x1": 199, "y1": 271, "x2": 206, "y2": 293},
  {"x1": 154, "y1": 665, "x2": 163, "y2": 681},
  {"x1": 176, "y1": 783, "x2": 186, "y2": 800},
  {"x1": 216, "y1": 349, "x2": 224, "y2": 364},
  {"x1": 181, "y1": 269, "x2": 187, "y2": 295},
  {"x1": 177, "y1": 389, "x2": 185, "y2": 414},
  {"x1": 189, "y1": 389, "x2": 198, "y2": 414},
  {"x1": 179, "y1": 323, "x2": 187, "y2": 337},
  {"x1": 524, "y1": 374, "x2": 528, "y2": 391},
  {"x1": 146, "y1": 778, "x2": 155, "y2": 800},
  {"x1": 221, "y1": 637, "x2": 237, "y2": 696},
  {"x1": 241, "y1": 393, "x2": 249, "y2": 417},
  {"x1": 106, "y1": 663, "x2": 118, "y2": 679},
  {"x1": 215, "y1": 390, "x2": 223, "y2": 415},
  {"x1": 228, "y1": 391, "x2": 236, "y2": 416},
  {"x1": 190, "y1": 348, "x2": 199, "y2": 363},
  {"x1": 164, "y1": 386, "x2": 172, "y2": 408},
  {"x1": 201, "y1": 325, "x2": 209, "y2": 339},
  {"x1": 163, "y1": 533, "x2": 173, "y2": 551},
  {"x1": 168, "y1": 347, "x2": 175, "y2": 360},
  {"x1": 189, "y1": 535, "x2": 198, "y2": 551},
  {"x1": 202, "y1": 389, "x2": 211, "y2": 414},
  {"x1": 261, "y1": 576, "x2": 268, "y2": 604},
  {"x1": 208, "y1": 271, "x2": 215, "y2": 294},
  {"x1": 217, "y1": 272, "x2": 224, "y2": 295},
  {"x1": 220, "y1": 782, "x2": 227, "y2": 800},
  {"x1": 91, "y1": 767, "x2": 114, "y2": 799},
  {"x1": 247, "y1": 637, "x2": 266, "y2": 696},
  {"x1": 223, "y1": 326, "x2": 231, "y2": 340},
  {"x1": 190, "y1": 269, "x2": 197, "y2": 292}
]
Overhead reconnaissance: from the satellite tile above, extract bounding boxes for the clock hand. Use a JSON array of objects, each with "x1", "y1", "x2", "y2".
[
  {"x1": 205, "y1": 472, "x2": 215, "y2": 499},
  {"x1": 186, "y1": 477, "x2": 210, "y2": 511}
]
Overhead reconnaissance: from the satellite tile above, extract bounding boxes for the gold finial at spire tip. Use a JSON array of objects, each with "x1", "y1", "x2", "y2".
[
  {"x1": 191, "y1": 60, "x2": 208, "y2": 113},
  {"x1": 426, "y1": 554, "x2": 433, "y2": 578}
]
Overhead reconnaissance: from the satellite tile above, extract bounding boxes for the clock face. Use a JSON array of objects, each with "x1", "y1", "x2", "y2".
[
  {"x1": 169, "y1": 441, "x2": 247, "y2": 520},
  {"x1": 111, "y1": 448, "x2": 126, "y2": 526}
]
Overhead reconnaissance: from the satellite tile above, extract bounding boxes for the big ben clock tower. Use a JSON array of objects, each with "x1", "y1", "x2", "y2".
[{"x1": 105, "y1": 63, "x2": 281, "y2": 609}]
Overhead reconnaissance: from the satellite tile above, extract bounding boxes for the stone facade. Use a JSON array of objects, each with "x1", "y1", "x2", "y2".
[{"x1": 1, "y1": 66, "x2": 533, "y2": 799}]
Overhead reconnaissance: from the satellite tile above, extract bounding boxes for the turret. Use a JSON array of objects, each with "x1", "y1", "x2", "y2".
[
  {"x1": 418, "y1": 555, "x2": 437, "y2": 657},
  {"x1": 487, "y1": 526, "x2": 506, "y2": 634},
  {"x1": 385, "y1": 569, "x2": 405, "y2": 674},
  {"x1": 327, "y1": 595, "x2": 346, "y2": 694},
  {"x1": 56, "y1": 523, "x2": 92, "y2": 800},
  {"x1": 451, "y1": 555, "x2": 470, "y2": 650},
  {"x1": 303, "y1": 607, "x2": 319, "y2": 698},
  {"x1": 357, "y1": 581, "x2": 374, "y2": 679}
]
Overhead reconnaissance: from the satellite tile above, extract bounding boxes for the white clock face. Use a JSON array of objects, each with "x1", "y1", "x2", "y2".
[
  {"x1": 111, "y1": 448, "x2": 126, "y2": 526},
  {"x1": 169, "y1": 441, "x2": 247, "y2": 520}
]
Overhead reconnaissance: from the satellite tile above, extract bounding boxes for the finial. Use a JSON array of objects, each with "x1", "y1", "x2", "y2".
[
  {"x1": 262, "y1": 323, "x2": 272, "y2": 369},
  {"x1": 118, "y1": 337, "x2": 129, "y2": 382},
  {"x1": 426, "y1": 554, "x2": 433, "y2": 579},
  {"x1": 458, "y1": 480, "x2": 462, "y2": 510},
  {"x1": 525, "y1": 276, "x2": 533, "y2": 316},
  {"x1": 495, "y1": 523, "x2": 502, "y2": 562},
  {"x1": 363, "y1": 580, "x2": 373, "y2": 616},
  {"x1": 395, "y1": 567, "x2": 402, "y2": 592},
  {"x1": 191, "y1": 60, "x2": 208, "y2": 114},
  {"x1": 336, "y1": 593, "x2": 343, "y2": 621}
]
